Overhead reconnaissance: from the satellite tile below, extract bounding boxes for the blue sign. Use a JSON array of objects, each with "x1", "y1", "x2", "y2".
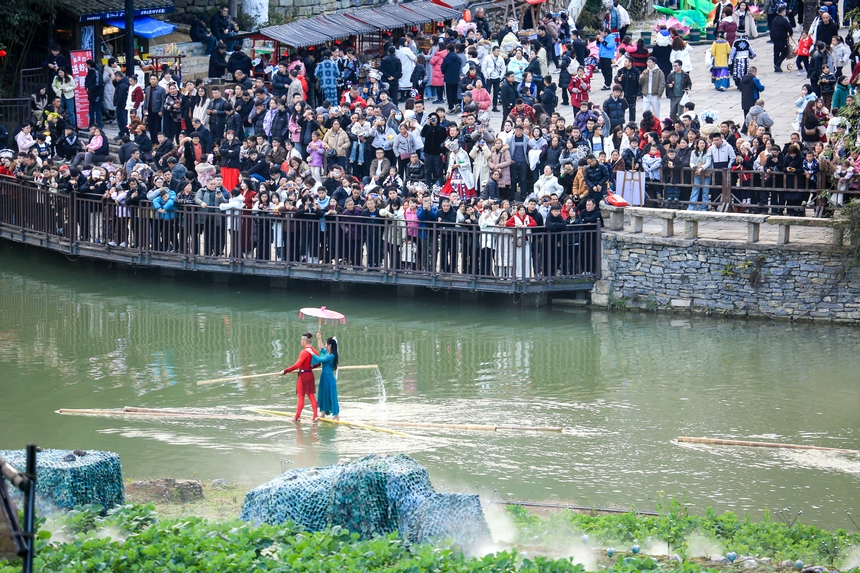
[{"x1": 79, "y1": 6, "x2": 173, "y2": 23}]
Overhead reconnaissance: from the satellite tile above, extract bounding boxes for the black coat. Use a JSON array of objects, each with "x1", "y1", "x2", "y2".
[
  {"x1": 196, "y1": 125, "x2": 214, "y2": 154},
  {"x1": 559, "y1": 54, "x2": 573, "y2": 92},
  {"x1": 441, "y1": 51, "x2": 462, "y2": 84},
  {"x1": 380, "y1": 54, "x2": 402, "y2": 85},
  {"x1": 227, "y1": 51, "x2": 253, "y2": 76},
  {"x1": 208, "y1": 50, "x2": 229, "y2": 78},
  {"x1": 545, "y1": 212, "x2": 567, "y2": 233},
  {"x1": 474, "y1": 15, "x2": 492, "y2": 39},
  {"x1": 145, "y1": 85, "x2": 166, "y2": 115},
  {"x1": 615, "y1": 66, "x2": 640, "y2": 99},
  {"x1": 501, "y1": 79, "x2": 519, "y2": 109},
  {"x1": 540, "y1": 84, "x2": 558, "y2": 114},
  {"x1": 739, "y1": 74, "x2": 762, "y2": 110},
  {"x1": 602, "y1": 95, "x2": 628, "y2": 130},
  {"x1": 85, "y1": 67, "x2": 103, "y2": 103},
  {"x1": 113, "y1": 76, "x2": 130, "y2": 110},
  {"x1": 420, "y1": 120, "x2": 448, "y2": 155},
  {"x1": 219, "y1": 138, "x2": 242, "y2": 169}
]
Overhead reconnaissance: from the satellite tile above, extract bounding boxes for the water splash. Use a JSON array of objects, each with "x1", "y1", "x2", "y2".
[{"x1": 372, "y1": 368, "x2": 386, "y2": 406}]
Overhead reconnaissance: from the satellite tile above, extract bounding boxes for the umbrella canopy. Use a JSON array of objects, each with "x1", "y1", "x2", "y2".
[{"x1": 299, "y1": 307, "x2": 346, "y2": 325}]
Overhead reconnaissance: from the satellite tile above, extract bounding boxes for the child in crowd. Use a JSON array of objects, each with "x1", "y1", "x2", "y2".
[
  {"x1": 818, "y1": 64, "x2": 836, "y2": 109},
  {"x1": 833, "y1": 158, "x2": 853, "y2": 207},
  {"x1": 794, "y1": 31, "x2": 812, "y2": 77},
  {"x1": 662, "y1": 147, "x2": 683, "y2": 207}
]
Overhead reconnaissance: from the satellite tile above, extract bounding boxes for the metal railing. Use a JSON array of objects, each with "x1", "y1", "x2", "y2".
[
  {"x1": 0, "y1": 98, "x2": 33, "y2": 140},
  {"x1": 0, "y1": 180, "x2": 601, "y2": 293},
  {"x1": 18, "y1": 68, "x2": 50, "y2": 98},
  {"x1": 633, "y1": 167, "x2": 848, "y2": 217}
]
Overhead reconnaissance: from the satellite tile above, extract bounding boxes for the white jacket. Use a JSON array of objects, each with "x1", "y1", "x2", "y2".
[
  {"x1": 670, "y1": 45, "x2": 694, "y2": 73},
  {"x1": 533, "y1": 174, "x2": 563, "y2": 199},
  {"x1": 395, "y1": 47, "x2": 417, "y2": 90}
]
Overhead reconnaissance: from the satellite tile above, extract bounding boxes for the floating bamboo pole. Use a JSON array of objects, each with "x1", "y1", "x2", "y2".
[
  {"x1": 196, "y1": 364, "x2": 380, "y2": 386},
  {"x1": 248, "y1": 408, "x2": 411, "y2": 437},
  {"x1": 370, "y1": 421, "x2": 564, "y2": 432},
  {"x1": 496, "y1": 424, "x2": 564, "y2": 433},
  {"x1": 677, "y1": 436, "x2": 859, "y2": 454},
  {"x1": 375, "y1": 421, "x2": 498, "y2": 431},
  {"x1": 57, "y1": 408, "x2": 278, "y2": 421}
]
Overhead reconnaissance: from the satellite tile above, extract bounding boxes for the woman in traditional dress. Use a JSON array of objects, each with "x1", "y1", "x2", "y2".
[
  {"x1": 729, "y1": 35, "x2": 756, "y2": 88},
  {"x1": 443, "y1": 137, "x2": 476, "y2": 200},
  {"x1": 312, "y1": 332, "x2": 340, "y2": 420},
  {"x1": 281, "y1": 332, "x2": 319, "y2": 421},
  {"x1": 710, "y1": 31, "x2": 732, "y2": 91},
  {"x1": 504, "y1": 204, "x2": 537, "y2": 278}
]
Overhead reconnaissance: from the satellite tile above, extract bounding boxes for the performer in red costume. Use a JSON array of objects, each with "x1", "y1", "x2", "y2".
[{"x1": 281, "y1": 332, "x2": 320, "y2": 421}]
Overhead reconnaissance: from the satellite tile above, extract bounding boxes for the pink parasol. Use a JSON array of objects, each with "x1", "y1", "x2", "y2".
[{"x1": 299, "y1": 306, "x2": 346, "y2": 327}]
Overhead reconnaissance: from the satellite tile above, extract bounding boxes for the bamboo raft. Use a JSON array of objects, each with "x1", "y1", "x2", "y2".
[
  {"x1": 57, "y1": 406, "x2": 564, "y2": 434},
  {"x1": 677, "y1": 436, "x2": 859, "y2": 454}
]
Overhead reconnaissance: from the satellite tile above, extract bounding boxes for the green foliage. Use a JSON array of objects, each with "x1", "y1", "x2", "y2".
[
  {"x1": 506, "y1": 504, "x2": 860, "y2": 566},
  {"x1": 0, "y1": 503, "x2": 697, "y2": 573},
  {"x1": 576, "y1": 0, "x2": 605, "y2": 34},
  {"x1": 0, "y1": 0, "x2": 61, "y2": 96},
  {"x1": 836, "y1": 199, "x2": 860, "y2": 263},
  {"x1": 4, "y1": 503, "x2": 860, "y2": 573}
]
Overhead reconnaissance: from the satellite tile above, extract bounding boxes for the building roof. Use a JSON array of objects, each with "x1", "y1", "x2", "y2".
[
  {"x1": 375, "y1": 2, "x2": 459, "y2": 26},
  {"x1": 248, "y1": 0, "x2": 459, "y2": 49},
  {"x1": 344, "y1": 9, "x2": 403, "y2": 31},
  {"x1": 401, "y1": 1, "x2": 461, "y2": 22}
]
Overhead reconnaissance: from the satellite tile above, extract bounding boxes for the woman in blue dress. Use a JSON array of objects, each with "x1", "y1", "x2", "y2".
[{"x1": 312, "y1": 331, "x2": 340, "y2": 419}]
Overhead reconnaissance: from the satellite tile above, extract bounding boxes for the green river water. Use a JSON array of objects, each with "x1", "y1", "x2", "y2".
[{"x1": 1, "y1": 243, "x2": 859, "y2": 529}]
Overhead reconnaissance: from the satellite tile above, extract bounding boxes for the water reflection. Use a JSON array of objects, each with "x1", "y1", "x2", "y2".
[{"x1": 1, "y1": 244, "x2": 859, "y2": 529}]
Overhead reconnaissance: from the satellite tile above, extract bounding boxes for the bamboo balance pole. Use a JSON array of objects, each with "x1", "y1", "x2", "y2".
[
  {"x1": 196, "y1": 364, "x2": 380, "y2": 386},
  {"x1": 248, "y1": 408, "x2": 411, "y2": 437},
  {"x1": 677, "y1": 436, "x2": 859, "y2": 454}
]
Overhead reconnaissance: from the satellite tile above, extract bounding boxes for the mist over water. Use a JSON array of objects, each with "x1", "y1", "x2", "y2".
[{"x1": 1, "y1": 244, "x2": 859, "y2": 530}]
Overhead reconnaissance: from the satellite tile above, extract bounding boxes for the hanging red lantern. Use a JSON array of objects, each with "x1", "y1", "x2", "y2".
[{"x1": 0, "y1": 49, "x2": 7, "y2": 58}]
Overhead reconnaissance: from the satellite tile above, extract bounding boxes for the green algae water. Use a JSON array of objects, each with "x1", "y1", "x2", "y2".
[{"x1": 1, "y1": 243, "x2": 859, "y2": 529}]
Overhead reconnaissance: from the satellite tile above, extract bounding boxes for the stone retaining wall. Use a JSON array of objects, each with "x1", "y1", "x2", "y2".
[{"x1": 591, "y1": 233, "x2": 860, "y2": 324}]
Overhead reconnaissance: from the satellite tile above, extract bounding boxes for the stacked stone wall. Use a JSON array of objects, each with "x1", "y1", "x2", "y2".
[{"x1": 592, "y1": 233, "x2": 860, "y2": 324}]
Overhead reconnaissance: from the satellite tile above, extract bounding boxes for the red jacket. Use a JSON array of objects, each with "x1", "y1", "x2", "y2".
[{"x1": 283, "y1": 346, "x2": 319, "y2": 373}]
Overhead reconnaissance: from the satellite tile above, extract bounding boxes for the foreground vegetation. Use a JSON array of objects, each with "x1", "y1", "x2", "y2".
[
  {"x1": 2, "y1": 500, "x2": 859, "y2": 573},
  {"x1": 507, "y1": 501, "x2": 860, "y2": 568}
]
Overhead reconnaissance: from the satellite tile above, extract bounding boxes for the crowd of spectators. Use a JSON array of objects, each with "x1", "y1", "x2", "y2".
[{"x1": 3, "y1": 0, "x2": 858, "y2": 278}]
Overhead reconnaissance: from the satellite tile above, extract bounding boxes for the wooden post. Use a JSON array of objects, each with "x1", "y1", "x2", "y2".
[{"x1": 719, "y1": 168, "x2": 732, "y2": 212}]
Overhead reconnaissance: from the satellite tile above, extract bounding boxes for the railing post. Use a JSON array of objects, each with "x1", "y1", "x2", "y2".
[
  {"x1": 720, "y1": 168, "x2": 732, "y2": 212},
  {"x1": 596, "y1": 221, "x2": 602, "y2": 279}
]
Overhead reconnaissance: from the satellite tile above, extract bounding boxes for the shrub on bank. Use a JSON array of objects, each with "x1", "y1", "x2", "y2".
[{"x1": 507, "y1": 502, "x2": 860, "y2": 567}]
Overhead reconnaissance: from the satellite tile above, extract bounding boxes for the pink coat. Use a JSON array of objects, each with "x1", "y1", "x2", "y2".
[
  {"x1": 430, "y1": 51, "x2": 446, "y2": 87},
  {"x1": 472, "y1": 87, "x2": 491, "y2": 111}
]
